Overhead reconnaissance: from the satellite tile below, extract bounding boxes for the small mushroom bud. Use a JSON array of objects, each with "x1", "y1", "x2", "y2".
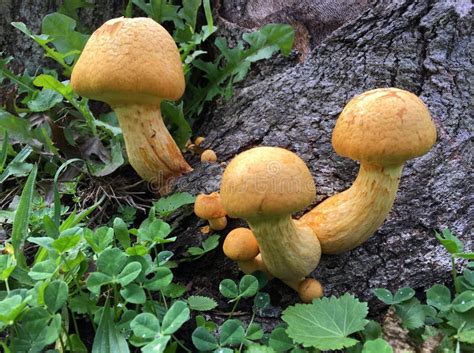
[
  {"x1": 301, "y1": 88, "x2": 437, "y2": 254},
  {"x1": 201, "y1": 149, "x2": 217, "y2": 163},
  {"x1": 194, "y1": 136, "x2": 205, "y2": 147},
  {"x1": 194, "y1": 192, "x2": 227, "y2": 230},
  {"x1": 223, "y1": 228, "x2": 271, "y2": 277}
]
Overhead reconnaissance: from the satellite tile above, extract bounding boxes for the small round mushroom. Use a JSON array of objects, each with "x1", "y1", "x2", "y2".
[
  {"x1": 194, "y1": 136, "x2": 205, "y2": 147},
  {"x1": 296, "y1": 278, "x2": 324, "y2": 303},
  {"x1": 194, "y1": 192, "x2": 227, "y2": 230},
  {"x1": 220, "y1": 147, "x2": 321, "y2": 287},
  {"x1": 201, "y1": 149, "x2": 217, "y2": 163},
  {"x1": 71, "y1": 17, "x2": 192, "y2": 191},
  {"x1": 301, "y1": 88, "x2": 437, "y2": 254},
  {"x1": 223, "y1": 228, "x2": 270, "y2": 276}
]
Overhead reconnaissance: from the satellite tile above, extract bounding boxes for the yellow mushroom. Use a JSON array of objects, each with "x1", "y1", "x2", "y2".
[
  {"x1": 220, "y1": 147, "x2": 321, "y2": 293},
  {"x1": 71, "y1": 17, "x2": 191, "y2": 192},
  {"x1": 223, "y1": 228, "x2": 271, "y2": 277},
  {"x1": 301, "y1": 88, "x2": 437, "y2": 254},
  {"x1": 194, "y1": 192, "x2": 227, "y2": 231},
  {"x1": 201, "y1": 149, "x2": 217, "y2": 163}
]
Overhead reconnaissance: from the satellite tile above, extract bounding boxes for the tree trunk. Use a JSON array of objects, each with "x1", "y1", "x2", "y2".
[{"x1": 174, "y1": 0, "x2": 473, "y2": 312}]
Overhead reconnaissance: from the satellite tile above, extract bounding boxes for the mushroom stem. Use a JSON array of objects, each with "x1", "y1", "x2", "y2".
[
  {"x1": 300, "y1": 163, "x2": 403, "y2": 254},
  {"x1": 114, "y1": 104, "x2": 192, "y2": 189},
  {"x1": 247, "y1": 215, "x2": 321, "y2": 282}
]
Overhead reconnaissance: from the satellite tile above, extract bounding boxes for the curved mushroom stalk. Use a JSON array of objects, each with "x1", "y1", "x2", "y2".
[
  {"x1": 301, "y1": 87, "x2": 436, "y2": 255},
  {"x1": 247, "y1": 215, "x2": 321, "y2": 282},
  {"x1": 300, "y1": 163, "x2": 403, "y2": 254},
  {"x1": 115, "y1": 104, "x2": 192, "y2": 190},
  {"x1": 238, "y1": 254, "x2": 272, "y2": 278}
]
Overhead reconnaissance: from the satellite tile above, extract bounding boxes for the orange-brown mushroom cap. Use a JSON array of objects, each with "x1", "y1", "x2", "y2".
[
  {"x1": 220, "y1": 147, "x2": 316, "y2": 220},
  {"x1": 332, "y1": 88, "x2": 437, "y2": 166},
  {"x1": 71, "y1": 17, "x2": 184, "y2": 106},
  {"x1": 298, "y1": 278, "x2": 324, "y2": 303},
  {"x1": 194, "y1": 192, "x2": 227, "y2": 220},
  {"x1": 223, "y1": 228, "x2": 260, "y2": 261}
]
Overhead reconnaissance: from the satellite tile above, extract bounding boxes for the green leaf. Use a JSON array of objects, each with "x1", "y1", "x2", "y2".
[
  {"x1": 427, "y1": 284, "x2": 451, "y2": 311},
  {"x1": 131, "y1": 313, "x2": 160, "y2": 340},
  {"x1": 246, "y1": 345, "x2": 277, "y2": 353},
  {"x1": 142, "y1": 336, "x2": 171, "y2": 353},
  {"x1": 0, "y1": 142, "x2": 33, "y2": 183},
  {"x1": 187, "y1": 295, "x2": 218, "y2": 311},
  {"x1": 44, "y1": 280, "x2": 68, "y2": 313},
  {"x1": 27, "y1": 89, "x2": 63, "y2": 112},
  {"x1": 41, "y1": 12, "x2": 88, "y2": 62},
  {"x1": 0, "y1": 130, "x2": 8, "y2": 173},
  {"x1": 239, "y1": 275, "x2": 259, "y2": 298},
  {"x1": 12, "y1": 165, "x2": 37, "y2": 266},
  {"x1": 373, "y1": 288, "x2": 394, "y2": 305},
  {"x1": 394, "y1": 298, "x2": 425, "y2": 329},
  {"x1": 192, "y1": 327, "x2": 218, "y2": 351},
  {"x1": 254, "y1": 292, "x2": 271, "y2": 312},
  {"x1": 220, "y1": 279, "x2": 239, "y2": 299},
  {"x1": 393, "y1": 287, "x2": 415, "y2": 303},
  {"x1": 116, "y1": 262, "x2": 142, "y2": 286},
  {"x1": 435, "y1": 229, "x2": 464, "y2": 254},
  {"x1": 29, "y1": 259, "x2": 57, "y2": 281},
  {"x1": 144, "y1": 267, "x2": 173, "y2": 291},
  {"x1": 97, "y1": 248, "x2": 127, "y2": 276},
  {"x1": 161, "y1": 301, "x2": 190, "y2": 335},
  {"x1": 85, "y1": 226, "x2": 114, "y2": 254},
  {"x1": 154, "y1": 192, "x2": 195, "y2": 217},
  {"x1": 452, "y1": 291, "x2": 474, "y2": 312},
  {"x1": 362, "y1": 338, "x2": 393, "y2": 353},
  {"x1": 86, "y1": 272, "x2": 112, "y2": 295},
  {"x1": 0, "y1": 295, "x2": 27, "y2": 324},
  {"x1": 246, "y1": 323, "x2": 264, "y2": 340},
  {"x1": 161, "y1": 101, "x2": 192, "y2": 149},
  {"x1": 113, "y1": 218, "x2": 131, "y2": 249},
  {"x1": 362, "y1": 320, "x2": 382, "y2": 340},
  {"x1": 92, "y1": 300, "x2": 130, "y2": 353},
  {"x1": 52, "y1": 232, "x2": 81, "y2": 253},
  {"x1": 120, "y1": 283, "x2": 146, "y2": 304},
  {"x1": 220, "y1": 319, "x2": 245, "y2": 346},
  {"x1": 188, "y1": 234, "x2": 220, "y2": 257},
  {"x1": 282, "y1": 293, "x2": 369, "y2": 350},
  {"x1": 269, "y1": 327, "x2": 294, "y2": 352},
  {"x1": 33, "y1": 74, "x2": 73, "y2": 98},
  {"x1": 456, "y1": 330, "x2": 474, "y2": 344}
]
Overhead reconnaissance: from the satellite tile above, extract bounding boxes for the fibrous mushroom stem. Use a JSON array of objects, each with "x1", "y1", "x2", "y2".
[
  {"x1": 247, "y1": 215, "x2": 321, "y2": 281},
  {"x1": 300, "y1": 163, "x2": 403, "y2": 254},
  {"x1": 114, "y1": 104, "x2": 192, "y2": 188}
]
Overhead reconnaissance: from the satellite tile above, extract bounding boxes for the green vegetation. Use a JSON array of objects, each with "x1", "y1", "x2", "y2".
[{"x1": 0, "y1": 0, "x2": 472, "y2": 352}]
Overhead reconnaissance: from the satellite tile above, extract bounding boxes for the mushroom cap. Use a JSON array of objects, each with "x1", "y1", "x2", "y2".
[
  {"x1": 201, "y1": 149, "x2": 217, "y2": 162},
  {"x1": 298, "y1": 278, "x2": 324, "y2": 303},
  {"x1": 223, "y1": 228, "x2": 259, "y2": 261},
  {"x1": 71, "y1": 17, "x2": 184, "y2": 106},
  {"x1": 220, "y1": 147, "x2": 316, "y2": 219},
  {"x1": 332, "y1": 88, "x2": 437, "y2": 165},
  {"x1": 194, "y1": 192, "x2": 227, "y2": 220}
]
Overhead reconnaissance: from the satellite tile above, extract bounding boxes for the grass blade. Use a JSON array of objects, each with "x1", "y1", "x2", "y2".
[{"x1": 12, "y1": 164, "x2": 37, "y2": 267}]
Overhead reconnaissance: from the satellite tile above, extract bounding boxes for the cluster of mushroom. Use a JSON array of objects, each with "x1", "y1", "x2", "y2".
[
  {"x1": 217, "y1": 88, "x2": 436, "y2": 302},
  {"x1": 72, "y1": 18, "x2": 437, "y2": 303}
]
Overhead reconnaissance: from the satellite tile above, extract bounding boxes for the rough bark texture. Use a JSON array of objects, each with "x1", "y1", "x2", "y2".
[
  {"x1": 1, "y1": 0, "x2": 473, "y2": 320},
  {"x1": 173, "y1": 0, "x2": 473, "y2": 314}
]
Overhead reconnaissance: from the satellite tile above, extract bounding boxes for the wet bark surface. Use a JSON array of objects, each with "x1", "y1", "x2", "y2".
[{"x1": 1, "y1": 0, "x2": 473, "y2": 327}]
